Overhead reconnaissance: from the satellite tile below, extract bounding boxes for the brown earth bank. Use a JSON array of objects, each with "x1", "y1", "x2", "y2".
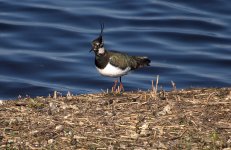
[{"x1": 0, "y1": 88, "x2": 231, "y2": 149}]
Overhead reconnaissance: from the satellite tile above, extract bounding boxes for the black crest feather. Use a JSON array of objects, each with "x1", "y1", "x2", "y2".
[{"x1": 100, "y1": 22, "x2": 104, "y2": 36}]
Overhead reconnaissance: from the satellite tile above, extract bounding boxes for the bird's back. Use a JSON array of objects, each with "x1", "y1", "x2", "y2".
[{"x1": 108, "y1": 50, "x2": 151, "y2": 70}]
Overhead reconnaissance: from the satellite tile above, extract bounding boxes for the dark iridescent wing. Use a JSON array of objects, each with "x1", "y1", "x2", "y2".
[
  {"x1": 108, "y1": 51, "x2": 151, "y2": 70},
  {"x1": 108, "y1": 51, "x2": 137, "y2": 70}
]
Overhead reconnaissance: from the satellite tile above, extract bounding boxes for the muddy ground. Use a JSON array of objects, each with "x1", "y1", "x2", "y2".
[{"x1": 0, "y1": 88, "x2": 231, "y2": 149}]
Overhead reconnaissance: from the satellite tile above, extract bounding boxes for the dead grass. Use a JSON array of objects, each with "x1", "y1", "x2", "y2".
[{"x1": 0, "y1": 87, "x2": 231, "y2": 149}]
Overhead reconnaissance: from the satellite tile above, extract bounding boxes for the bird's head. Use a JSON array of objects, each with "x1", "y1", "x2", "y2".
[{"x1": 90, "y1": 23, "x2": 105, "y2": 55}]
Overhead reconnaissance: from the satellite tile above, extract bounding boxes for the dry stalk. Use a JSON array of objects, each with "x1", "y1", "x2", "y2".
[
  {"x1": 170, "y1": 129, "x2": 188, "y2": 140},
  {"x1": 151, "y1": 75, "x2": 159, "y2": 100},
  {"x1": 152, "y1": 80, "x2": 154, "y2": 92},
  {"x1": 171, "y1": 80, "x2": 176, "y2": 91},
  {"x1": 66, "y1": 91, "x2": 71, "y2": 97},
  {"x1": 205, "y1": 92, "x2": 216, "y2": 103},
  {"x1": 88, "y1": 135, "x2": 117, "y2": 141},
  {"x1": 156, "y1": 75, "x2": 159, "y2": 92},
  {"x1": 111, "y1": 87, "x2": 114, "y2": 93},
  {"x1": 53, "y1": 91, "x2": 57, "y2": 99}
]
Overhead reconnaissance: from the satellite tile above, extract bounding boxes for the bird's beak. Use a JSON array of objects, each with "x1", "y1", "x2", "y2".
[{"x1": 89, "y1": 48, "x2": 93, "y2": 53}]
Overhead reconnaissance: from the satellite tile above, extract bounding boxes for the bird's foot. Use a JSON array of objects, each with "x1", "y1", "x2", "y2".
[
  {"x1": 113, "y1": 82, "x2": 124, "y2": 94},
  {"x1": 111, "y1": 80, "x2": 118, "y2": 92},
  {"x1": 119, "y1": 82, "x2": 124, "y2": 92},
  {"x1": 111, "y1": 81, "x2": 124, "y2": 94}
]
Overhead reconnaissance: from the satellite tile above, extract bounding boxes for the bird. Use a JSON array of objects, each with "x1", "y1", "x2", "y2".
[{"x1": 90, "y1": 23, "x2": 151, "y2": 92}]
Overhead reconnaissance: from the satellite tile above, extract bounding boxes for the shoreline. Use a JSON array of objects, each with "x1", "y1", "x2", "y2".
[{"x1": 0, "y1": 87, "x2": 231, "y2": 149}]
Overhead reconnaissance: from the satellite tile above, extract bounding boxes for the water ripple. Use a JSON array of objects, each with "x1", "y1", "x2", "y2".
[{"x1": 0, "y1": 0, "x2": 230, "y2": 99}]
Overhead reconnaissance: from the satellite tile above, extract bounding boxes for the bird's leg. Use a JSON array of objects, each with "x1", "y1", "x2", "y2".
[
  {"x1": 112, "y1": 79, "x2": 118, "y2": 92},
  {"x1": 119, "y1": 77, "x2": 124, "y2": 92}
]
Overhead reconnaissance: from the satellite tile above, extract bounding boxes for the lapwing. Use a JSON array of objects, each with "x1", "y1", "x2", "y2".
[{"x1": 90, "y1": 24, "x2": 151, "y2": 92}]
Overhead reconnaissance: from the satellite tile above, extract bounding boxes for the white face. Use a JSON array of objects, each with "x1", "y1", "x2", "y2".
[{"x1": 98, "y1": 47, "x2": 105, "y2": 54}]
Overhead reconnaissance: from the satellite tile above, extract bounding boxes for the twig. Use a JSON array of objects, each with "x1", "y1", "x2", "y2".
[
  {"x1": 156, "y1": 75, "x2": 159, "y2": 93},
  {"x1": 53, "y1": 91, "x2": 57, "y2": 99},
  {"x1": 152, "y1": 80, "x2": 154, "y2": 92},
  {"x1": 151, "y1": 75, "x2": 159, "y2": 100},
  {"x1": 88, "y1": 135, "x2": 117, "y2": 141},
  {"x1": 171, "y1": 80, "x2": 176, "y2": 91},
  {"x1": 170, "y1": 129, "x2": 188, "y2": 140},
  {"x1": 205, "y1": 92, "x2": 216, "y2": 103}
]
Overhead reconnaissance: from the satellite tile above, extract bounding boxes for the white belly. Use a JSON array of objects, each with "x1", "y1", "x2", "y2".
[{"x1": 96, "y1": 63, "x2": 131, "y2": 78}]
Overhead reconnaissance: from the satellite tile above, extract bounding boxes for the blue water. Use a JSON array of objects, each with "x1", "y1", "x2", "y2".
[{"x1": 0, "y1": 0, "x2": 231, "y2": 99}]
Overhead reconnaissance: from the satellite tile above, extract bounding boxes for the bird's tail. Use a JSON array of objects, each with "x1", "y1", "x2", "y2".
[{"x1": 133, "y1": 56, "x2": 151, "y2": 69}]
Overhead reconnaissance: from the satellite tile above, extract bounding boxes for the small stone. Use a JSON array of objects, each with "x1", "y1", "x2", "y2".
[
  {"x1": 79, "y1": 121, "x2": 84, "y2": 126},
  {"x1": 68, "y1": 131, "x2": 72, "y2": 135},
  {"x1": 7, "y1": 139, "x2": 14, "y2": 144},
  {"x1": 64, "y1": 114, "x2": 71, "y2": 119},
  {"x1": 48, "y1": 139, "x2": 54, "y2": 144},
  {"x1": 55, "y1": 125, "x2": 63, "y2": 131},
  {"x1": 130, "y1": 131, "x2": 139, "y2": 139},
  {"x1": 33, "y1": 141, "x2": 40, "y2": 147}
]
